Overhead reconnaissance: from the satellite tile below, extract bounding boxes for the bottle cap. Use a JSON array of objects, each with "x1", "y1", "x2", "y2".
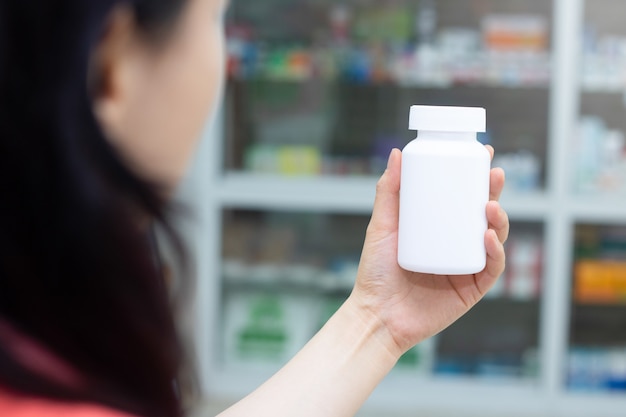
[{"x1": 409, "y1": 105, "x2": 486, "y2": 133}]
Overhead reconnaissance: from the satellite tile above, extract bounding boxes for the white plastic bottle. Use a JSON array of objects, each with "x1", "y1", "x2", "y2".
[{"x1": 397, "y1": 105, "x2": 490, "y2": 275}]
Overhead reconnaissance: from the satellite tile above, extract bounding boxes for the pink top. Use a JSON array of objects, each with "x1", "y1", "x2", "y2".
[
  {"x1": 0, "y1": 388, "x2": 136, "y2": 417},
  {"x1": 0, "y1": 319, "x2": 137, "y2": 416}
]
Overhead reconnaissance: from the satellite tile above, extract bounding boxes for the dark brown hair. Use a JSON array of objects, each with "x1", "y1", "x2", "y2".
[{"x1": 0, "y1": 1, "x2": 189, "y2": 416}]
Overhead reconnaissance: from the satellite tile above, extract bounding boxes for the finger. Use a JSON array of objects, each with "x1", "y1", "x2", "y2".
[
  {"x1": 485, "y1": 145, "x2": 495, "y2": 161},
  {"x1": 368, "y1": 149, "x2": 402, "y2": 235},
  {"x1": 486, "y1": 200, "x2": 510, "y2": 244},
  {"x1": 489, "y1": 167, "x2": 505, "y2": 201},
  {"x1": 477, "y1": 229, "x2": 506, "y2": 291}
]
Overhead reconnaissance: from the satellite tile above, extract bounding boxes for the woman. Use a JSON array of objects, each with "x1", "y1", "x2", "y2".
[{"x1": 0, "y1": 0, "x2": 509, "y2": 416}]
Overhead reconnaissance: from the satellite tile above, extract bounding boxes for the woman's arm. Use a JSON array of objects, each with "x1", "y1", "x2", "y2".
[
  {"x1": 217, "y1": 297, "x2": 398, "y2": 417},
  {"x1": 218, "y1": 148, "x2": 509, "y2": 417}
]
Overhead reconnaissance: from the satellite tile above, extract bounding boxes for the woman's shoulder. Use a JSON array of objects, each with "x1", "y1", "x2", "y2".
[{"x1": 0, "y1": 387, "x2": 137, "y2": 417}]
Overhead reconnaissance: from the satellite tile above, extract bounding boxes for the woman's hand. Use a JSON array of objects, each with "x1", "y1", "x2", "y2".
[
  {"x1": 219, "y1": 147, "x2": 508, "y2": 417},
  {"x1": 348, "y1": 147, "x2": 509, "y2": 357}
]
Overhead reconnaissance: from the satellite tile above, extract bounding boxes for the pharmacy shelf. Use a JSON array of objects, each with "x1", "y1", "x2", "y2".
[
  {"x1": 222, "y1": 279, "x2": 353, "y2": 297},
  {"x1": 499, "y1": 190, "x2": 551, "y2": 221},
  {"x1": 206, "y1": 367, "x2": 626, "y2": 417},
  {"x1": 581, "y1": 86, "x2": 626, "y2": 94},
  {"x1": 397, "y1": 81, "x2": 551, "y2": 90},
  {"x1": 206, "y1": 368, "x2": 545, "y2": 417},
  {"x1": 218, "y1": 172, "x2": 551, "y2": 221},
  {"x1": 229, "y1": 76, "x2": 551, "y2": 90},
  {"x1": 217, "y1": 173, "x2": 377, "y2": 214},
  {"x1": 558, "y1": 393, "x2": 626, "y2": 417},
  {"x1": 217, "y1": 173, "x2": 626, "y2": 225},
  {"x1": 223, "y1": 278, "x2": 542, "y2": 305},
  {"x1": 567, "y1": 195, "x2": 626, "y2": 223},
  {"x1": 179, "y1": 0, "x2": 626, "y2": 416}
]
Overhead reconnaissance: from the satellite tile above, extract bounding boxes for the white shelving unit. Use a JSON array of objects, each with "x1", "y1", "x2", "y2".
[{"x1": 177, "y1": 0, "x2": 626, "y2": 415}]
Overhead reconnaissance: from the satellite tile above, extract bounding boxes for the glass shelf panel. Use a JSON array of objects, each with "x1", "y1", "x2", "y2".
[
  {"x1": 223, "y1": 0, "x2": 553, "y2": 194},
  {"x1": 573, "y1": 0, "x2": 626, "y2": 197},
  {"x1": 217, "y1": 209, "x2": 544, "y2": 383},
  {"x1": 568, "y1": 223, "x2": 626, "y2": 393}
]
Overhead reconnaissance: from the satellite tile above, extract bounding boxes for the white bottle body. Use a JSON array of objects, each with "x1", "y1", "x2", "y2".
[{"x1": 397, "y1": 131, "x2": 491, "y2": 275}]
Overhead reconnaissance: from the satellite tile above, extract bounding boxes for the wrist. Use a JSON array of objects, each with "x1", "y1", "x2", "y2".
[{"x1": 341, "y1": 295, "x2": 405, "y2": 362}]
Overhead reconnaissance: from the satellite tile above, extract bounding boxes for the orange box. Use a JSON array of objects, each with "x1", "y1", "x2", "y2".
[
  {"x1": 574, "y1": 260, "x2": 626, "y2": 304},
  {"x1": 482, "y1": 14, "x2": 548, "y2": 52}
]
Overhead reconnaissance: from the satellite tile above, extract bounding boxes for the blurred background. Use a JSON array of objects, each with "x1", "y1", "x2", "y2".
[{"x1": 177, "y1": 0, "x2": 626, "y2": 415}]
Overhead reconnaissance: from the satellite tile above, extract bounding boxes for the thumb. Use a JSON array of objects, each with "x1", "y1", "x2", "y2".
[{"x1": 368, "y1": 149, "x2": 402, "y2": 236}]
